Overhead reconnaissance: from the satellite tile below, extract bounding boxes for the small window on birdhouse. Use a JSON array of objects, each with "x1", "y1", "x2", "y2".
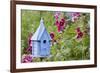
[{"x1": 43, "y1": 40, "x2": 46, "y2": 44}]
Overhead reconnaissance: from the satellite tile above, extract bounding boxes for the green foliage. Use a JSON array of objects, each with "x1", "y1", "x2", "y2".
[{"x1": 21, "y1": 10, "x2": 90, "y2": 62}]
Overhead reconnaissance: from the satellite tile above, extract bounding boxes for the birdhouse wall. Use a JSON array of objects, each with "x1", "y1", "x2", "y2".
[
  {"x1": 39, "y1": 30, "x2": 51, "y2": 56},
  {"x1": 40, "y1": 30, "x2": 51, "y2": 47},
  {"x1": 32, "y1": 41, "x2": 40, "y2": 57},
  {"x1": 31, "y1": 19, "x2": 51, "y2": 57}
]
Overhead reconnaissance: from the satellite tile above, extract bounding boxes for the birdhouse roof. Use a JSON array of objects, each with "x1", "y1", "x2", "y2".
[{"x1": 31, "y1": 18, "x2": 51, "y2": 40}]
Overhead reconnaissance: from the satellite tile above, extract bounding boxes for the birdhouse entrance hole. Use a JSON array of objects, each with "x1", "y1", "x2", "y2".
[{"x1": 43, "y1": 40, "x2": 46, "y2": 43}]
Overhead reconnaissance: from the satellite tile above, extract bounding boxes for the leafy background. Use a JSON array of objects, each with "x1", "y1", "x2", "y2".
[{"x1": 21, "y1": 10, "x2": 90, "y2": 62}]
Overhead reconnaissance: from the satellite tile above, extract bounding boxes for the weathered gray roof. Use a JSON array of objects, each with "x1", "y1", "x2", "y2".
[{"x1": 31, "y1": 18, "x2": 51, "y2": 40}]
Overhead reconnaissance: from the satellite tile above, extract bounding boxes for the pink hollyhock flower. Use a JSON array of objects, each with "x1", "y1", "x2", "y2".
[
  {"x1": 55, "y1": 20, "x2": 62, "y2": 32},
  {"x1": 71, "y1": 12, "x2": 76, "y2": 17},
  {"x1": 25, "y1": 33, "x2": 33, "y2": 53},
  {"x1": 27, "y1": 46, "x2": 32, "y2": 53},
  {"x1": 60, "y1": 21, "x2": 64, "y2": 26},
  {"x1": 60, "y1": 18, "x2": 65, "y2": 31},
  {"x1": 56, "y1": 12, "x2": 60, "y2": 16},
  {"x1": 55, "y1": 20, "x2": 59, "y2": 26},
  {"x1": 55, "y1": 18, "x2": 65, "y2": 33},
  {"x1": 71, "y1": 12, "x2": 80, "y2": 22},
  {"x1": 72, "y1": 12, "x2": 80, "y2": 17},
  {"x1": 76, "y1": 27, "x2": 81, "y2": 32},
  {"x1": 57, "y1": 25, "x2": 61, "y2": 32},
  {"x1": 54, "y1": 12, "x2": 61, "y2": 20},
  {"x1": 61, "y1": 18, "x2": 65, "y2": 22},
  {"x1": 76, "y1": 12, "x2": 80, "y2": 17},
  {"x1": 77, "y1": 32, "x2": 83, "y2": 39},
  {"x1": 50, "y1": 32, "x2": 55, "y2": 39},
  {"x1": 72, "y1": 16, "x2": 78, "y2": 22},
  {"x1": 54, "y1": 15, "x2": 59, "y2": 19},
  {"x1": 22, "y1": 54, "x2": 33, "y2": 63},
  {"x1": 60, "y1": 18, "x2": 65, "y2": 26},
  {"x1": 28, "y1": 33, "x2": 32, "y2": 46},
  {"x1": 54, "y1": 11, "x2": 65, "y2": 33},
  {"x1": 76, "y1": 27, "x2": 83, "y2": 39}
]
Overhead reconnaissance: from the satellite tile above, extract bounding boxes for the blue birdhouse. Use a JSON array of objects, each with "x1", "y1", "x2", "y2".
[{"x1": 31, "y1": 18, "x2": 52, "y2": 57}]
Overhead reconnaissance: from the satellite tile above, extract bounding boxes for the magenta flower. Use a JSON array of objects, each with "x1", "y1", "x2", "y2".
[
  {"x1": 25, "y1": 33, "x2": 33, "y2": 53},
  {"x1": 72, "y1": 16, "x2": 78, "y2": 22},
  {"x1": 76, "y1": 27, "x2": 83, "y2": 39},
  {"x1": 57, "y1": 25, "x2": 61, "y2": 32},
  {"x1": 72, "y1": 12, "x2": 80, "y2": 17},
  {"x1": 76, "y1": 12, "x2": 80, "y2": 17},
  {"x1": 60, "y1": 18, "x2": 65, "y2": 26},
  {"x1": 76, "y1": 27, "x2": 81, "y2": 32},
  {"x1": 54, "y1": 15, "x2": 59, "y2": 19},
  {"x1": 55, "y1": 20, "x2": 62, "y2": 32},
  {"x1": 27, "y1": 46, "x2": 32, "y2": 53},
  {"x1": 50, "y1": 32, "x2": 55, "y2": 39},
  {"x1": 55, "y1": 20, "x2": 59, "y2": 26},
  {"x1": 22, "y1": 54, "x2": 33, "y2": 63},
  {"x1": 61, "y1": 18, "x2": 65, "y2": 22},
  {"x1": 54, "y1": 12, "x2": 61, "y2": 20},
  {"x1": 28, "y1": 33, "x2": 32, "y2": 46},
  {"x1": 54, "y1": 12, "x2": 66, "y2": 33},
  {"x1": 77, "y1": 32, "x2": 83, "y2": 39},
  {"x1": 57, "y1": 18, "x2": 65, "y2": 32},
  {"x1": 71, "y1": 12, "x2": 81, "y2": 22}
]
